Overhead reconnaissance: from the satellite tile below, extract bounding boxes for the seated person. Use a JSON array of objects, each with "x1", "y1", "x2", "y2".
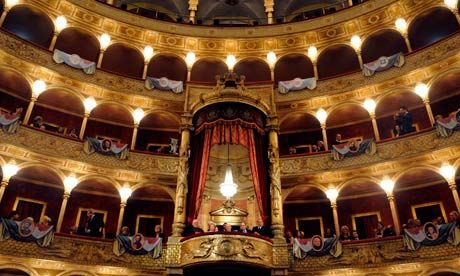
[
  {"x1": 332, "y1": 133, "x2": 343, "y2": 146},
  {"x1": 317, "y1": 141, "x2": 326, "y2": 152},
  {"x1": 83, "y1": 209, "x2": 105, "y2": 238},
  {"x1": 392, "y1": 124, "x2": 401, "y2": 138},
  {"x1": 120, "y1": 226, "x2": 130, "y2": 236},
  {"x1": 351, "y1": 230, "x2": 359, "y2": 240},
  {"x1": 375, "y1": 221, "x2": 385, "y2": 238},
  {"x1": 339, "y1": 225, "x2": 351, "y2": 241},
  {"x1": 311, "y1": 145, "x2": 318, "y2": 153},
  {"x1": 6, "y1": 210, "x2": 20, "y2": 221},
  {"x1": 383, "y1": 224, "x2": 396, "y2": 237},
  {"x1": 449, "y1": 211, "x2": 460, "y2": 227},
  {"x1": 68, "y1": 128, "x2": 78, "y2": 139},
  {"x1": 183, "y1": 219, "x2": 204, "y2": 236},
  {"x1": 324, "y1": 227, "x2": 334, "y2": 238},
  {"x1": 252, "y1": 219, "x2": 271, "y2": 237},
  {"x1": 30, "y1": 115, "x2": 46, "y2": 130},
  {"x1": 154, "y1": 224, "x2": 164, "y2": 239},
  {"x1": 288, "y1": 146, "x2": 296, "y2": 154},
  {"x1": 207, "y1": 221, "x2": 218, "y2": 232},
  {"x1": 238, "y1": 222, "x2": 251, "y2": 234},
  {"x1": 223, "y1": 222, "x2": 233, "y2": 233},
  {"x1": 285, "y1": 230, "x2": 294, "y2": 245}
]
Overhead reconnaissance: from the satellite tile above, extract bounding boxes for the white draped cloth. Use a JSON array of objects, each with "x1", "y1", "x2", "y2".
[
  {"x1": 278, "y1": 77, "x2": 317, "y2": 93},
  {"x1": 53, "y1": 49, "x2": 96, "y2": 74}
]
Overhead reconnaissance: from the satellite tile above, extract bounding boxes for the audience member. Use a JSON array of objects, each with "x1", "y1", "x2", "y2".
[
  {"x1": 317, "y1": 141, "x2": 325, "y2": 152},
  {"x1": 383, "y1": 224, "x2": 396, "y2": 237},
  {"x1": 238, "y1": 222, "x2": 251, "y2": 233},
  {"x1": 351, "y1": 230, "x2": 359, "y2": 240},
  {"x1": 295, "y1": 230, "x2": 305, "y2": 239},
  {"x1": 375, "y1": 221, "x2": 385, "y2": 238},
  {"x1": 394, "y1": 106, "x2": 415, "y2": 135},
  {"x1": 392, "y1": 124, "x2": 401, "y2": 138},
  {"x1": 339, "y1": 225, "x2": 351, "y2": 241},
  {"x1": 324, "y1": 227, "x2": 334, "y2": 238},
  {"x1": 31, "y1": 116, "x2": 46, "y2": 130},
  {"x1": 68, "y1": 128, "x2": 78, "y2": 139},
  {"x1": 207, "y1": 221, "x2": 217, "y2": 232},
  {"x1": 332, "y1": 134, "x2": 343, "y2": 145},
  {"x1": 7, "y1": 210, "x2": 20, "y2": 221},
  {"x1": 184, "y1": 219, "x2": 204, "y2": 236},
  {"x1": 37, "y1": 216, "x2": 52, "y2": 230},
  {"x1": 223, "y1": 222, "x2": 233, "y2": 232},
  {"x1": 120, "y1": 226, "x2": 130, "y2": 236},
  {"x1": 252, "y1": 219, "x2": 270, "y2": 237},
  {"x1": 311, "y1": 145, "x2": 318, "y2": 153},
  {"x1": 285, "y1": 230, "x2": 294, "y2": 245},
  {"x1": 154, "y1": 224, "x2": 164, "y2": 238},
  {"x1": 449, "y1": 211, "x2": 460, "y2": 227},
  {"x1": 289, "y1": 146, "x2": 296, "y2": 155},
  {"x1": 83, "y1": 209, "x2": 105, "y2": 238}
]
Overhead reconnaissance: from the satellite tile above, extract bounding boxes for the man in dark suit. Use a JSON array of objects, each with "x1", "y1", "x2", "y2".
[
  {"x1": 183, "y1": 219, "x2": 204, "y2": 237},
  {"x1": 84, "y1": 209, "x2": 105, "y2": 238},
  {"x1": 395, "y1": 106, "x2": 415, "y2": 135},
  {"x1": 251, "y1": 219, "x2": 270, "y2": 237},
  {"x1": 238, "y1": 222, "x2": 251, "y2": 234}
]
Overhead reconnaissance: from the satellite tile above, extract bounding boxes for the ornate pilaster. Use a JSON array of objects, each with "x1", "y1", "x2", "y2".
[
  {"x1": 79, "y1": 113, "x2": 90, "y2": 140},
  {"x1": 448, "y1": 181, "x2": 460, "y2": 212},
  {"x1": 423, "y1": 99, "x2": 435, "y2": 126},
  {"x1": 56, "y1": 193, "x2": 70, "y2": 232},
  {"x1": 370, "y1": 114, "x2": 381, "y2": 141},
  {"x1": 264, "y1": 0, "x2": 275, "y2": 24},
  {"x1": 331, "y1": 202, "x2": 340, "y2": 237},
  {"x1": 266, "y1": 115, "x2": 284, "y2": 239},
  {"x1": 320, "y1": 124, "x2": 329, "y2": 151},
  {"x1": 171, "y1": 114, "x2": 193, "y2": 237},
  {"x1": 131, "y1": 124, "x2": 139, "y2": 150},
  {"x1": 116, "y1": 202, "x2": 127, "y2": 235},
  {"x1": 386, "y1": 194, "x2": 401, "y2": 235},
  {"x1": 188, "y1": 0, "x2": 199, "y2": 23},
  {"x1": 23, "y1": 97, "x2": 37, "y2": 125}
]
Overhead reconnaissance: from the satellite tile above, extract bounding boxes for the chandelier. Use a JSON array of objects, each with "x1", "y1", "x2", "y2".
[{"x1": 219, "y1": 144, "x2": 238, "y2": 198}]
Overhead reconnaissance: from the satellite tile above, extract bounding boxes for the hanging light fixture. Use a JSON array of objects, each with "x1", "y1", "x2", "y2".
[{"x1": 219, "y1": 143, "x2": 238, "y2": 199}]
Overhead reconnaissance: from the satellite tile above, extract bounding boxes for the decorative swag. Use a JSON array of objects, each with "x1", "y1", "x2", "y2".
[{"x1": 188, "y1": 105, "x2": 268, "y2": 223}]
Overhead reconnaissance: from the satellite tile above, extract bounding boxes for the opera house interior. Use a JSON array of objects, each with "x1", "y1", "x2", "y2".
[{"x1": 1, "y1": 0, "x2": 460, "y2": 275}]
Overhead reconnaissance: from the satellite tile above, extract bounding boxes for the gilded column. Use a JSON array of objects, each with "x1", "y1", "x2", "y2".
[
  {"x1": 356, "y1": 49, "x2": 364, "y2": 69},
  {"x1": 117, "y1": 203, "x2": 127, "y2": 234},
  {"x1": 370, "y1": 114, "x2": 380, "y2": 141},
  {"x1": 97, "y1": 49, "x2": 105, "y2": 68},
  {"x1": 56, "y1": 193, "x2": 70, "y2": 232},
  {"x1": 79, "y1": 113, "x2": 89, "y2": 140},
  {"x1": 172, "y1": 115, "x2": 193, "y2": 237},
  {"x1": 267, "y1": 115, "x2": 284, "y2": 239},
  {"x1": 0, "y1": 5, "x2": 12, "y2": 27},
  {"x1": 0, "y1": 179, "x2": 9, "y2": 204},
  {"x1": 264, "y1": 0, "x2": 275, "y2": 24},
  {"x1": 49, "y1": 31, "x2": 59, "y2": 51},
  {"x1": 403, "y1": 34, "x2": 413, "y2": 52},
  {"x1": 188, "y1": 0, "x2": 199, "y2": 23},
  {"x1": 131, "y1": 124, "x2": 139, "y2": 150},
  {"x1": 23, "y1": 97, "x2": 37, "y2": 125},
  {"x1": 331, "y1": 202, "x2": 340, "y2": 236},
  {"x1": 387, "y1": 194, "x2": 401, "y2": 234},
  {"x1": 423, "y1": 99, "x2": 435, "y2": 126},
  {"x1": 448, "y1": 181, "x2": 460, "y2": 212},
  {"x1": 312, "y1": 61, "x2": 319, "y2": 80},
  {"x1": 320, "y1": 124, "x2": 329, "y2": 151}
]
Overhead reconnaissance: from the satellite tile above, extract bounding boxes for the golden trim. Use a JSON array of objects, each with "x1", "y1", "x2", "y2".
[
  {"x1": 75, "y1": 208, "x2": 108, "y2": 228},
  {"x1": 135, "y1": 214, "x2": 164, "y2": 234},
  {"x1": 295, "y1": 216, "x2": 324, "y2": 237},
  {"x1": 411, "y1": 201, "x2": 447, "y2": 223},
  {"x1": 13, "y1": 197, "x2": 47, "y2": 222},
  {"x1": 351, "y1": 211, "x2": 381, "y2": 231}
]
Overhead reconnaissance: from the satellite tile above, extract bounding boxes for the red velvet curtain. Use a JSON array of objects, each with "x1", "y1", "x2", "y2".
[{"x1": 187, "y1": 120, "x2": 268, "y2": 223}]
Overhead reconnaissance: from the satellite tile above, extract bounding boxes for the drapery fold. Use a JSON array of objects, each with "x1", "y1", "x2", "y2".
[{"x1": 187, "y1": 121, "x2": 268, "y2": 224}]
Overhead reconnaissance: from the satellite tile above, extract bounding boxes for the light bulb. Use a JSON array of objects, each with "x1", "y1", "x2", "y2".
[
  {"x1": 32, "y1": 80, "x2": 47, "y2": 97},
  {"x1": 395, "y1": 18, "x2": 408, "y2": 34},
  {"x1": 83, "y1": 97, "x2": 97, "y2": 113},
  {"x1": 226, "y1": 55, "x2": 236, "y2": 71},
  {"x1": 185, "y1": 52, "x2": 196, "y2": 69},
  {"x1": 266, "y1": 51, "x2": 277, "y2": 68},
  {"x1": 133, "y1": 108, "x2": 145, "y2": 125},
  {"x1": 414, "y1": 83, "x2": 429, "y2": 100},
  {"x1": 307, "y1": 46, "x2": 318, "y2": 62},
  {"x1": 63, "y1": 175, "x2": 78, "y2": 194},
  {"x1": 99, "y1": 33, "x2": 111, "y2": 50},
  {"x1": 316, "y1": 108, "x2": 328, "y2": 125},
  {"x1": 55, "y1": 16, "x2": 68, "y2": 33},
  {"x1": 143, "y1": 46, "x2": 154, "y2": 62},
  {"x1": 350, "y1": 35, "x2": 362, "y2": 51},
  {"x1": 363, "y1": 98, "x2": 376, "y2": 114}
]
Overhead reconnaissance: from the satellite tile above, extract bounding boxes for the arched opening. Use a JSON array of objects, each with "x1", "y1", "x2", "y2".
[
  {"x1": 0, "y1": 68, "x2": 31, "y2": 117},
  {"x1": 234, "y1": 58, "x2": 271, "y2": 83},
  {"x1": 274, "y1": 54, "x2": 314, "y2": 84},
  {"x1": 317, "y1": 44, "x2": 360, "y2": 79},
  {"x1": 429, "y1": 71, "x2": 460, "y2": 118},
  {"x1": 375, "y1": 90, "x2": 431, "y2": 140},
  {"x1": 101, "y1": 43, "x2": 144, "y2": 78},
  {"x1": 146, "y1": 54, "x2": 188, "y2": 82},
  {"x1": 190, "y1": 58, "x2": 228, "y2": 83},
  {"x1": 337, "y1": 180, "x2": 391, "y2": 240},
  {"x1": 361, "y1": 29, "x2": 408, "y2": 63},
  {"x1": 2, "y1": 5, "x2": 54, "y2": 48},
  {"x1": 124, "y1": 184, "x2": 174, "y2": 238},
  {"x1": 86, "y1": 102, "x2": 134, "y2": 145},
  {"x1": 30, "y1": 88, "x2": 84, "y2": 137},
  {"x1": 54, "y1": 28, "x2": 100, "y2": 62},
  {"x1": 326, "y1": 103, "x2": 374, "y2": 146},
  {"x1": 63, "y1": 178, "x2": 120, "y2": 238},
  {"x1": 0, "y1": 268, "x2": 31, "y2": 276},
  {"x1": 283, "y1": 186, "x2": 333, "y2": 239},
  {"x1": 394, "y1": 168, "x2": 456, "y2": 227},
  {"x1": 408, "y1": 7, "x2": 460, "y2": 50},
  {"x1": 136, "y1": 111, "x2": 180, "y2": 154},
  {"x1": 0, "y1": 165, "x2": 64, "y2": 225},
  {"x1": 279, "y1": 112, "x2": 322, "y2": 156}
]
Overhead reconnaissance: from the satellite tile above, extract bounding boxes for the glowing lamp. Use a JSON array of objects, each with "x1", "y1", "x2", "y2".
[
  {"x1": 226, "y1": 55, "x2": 237, "y2": 71},
  {"x1": 380, "y1": 177, "x2": 395, "y2": 196},
  {"x1": 315, "y1": 108, "x2": 328, "y2": 125},
  {"x1": 132, "y1": 107, "x2": 145, "y2": 125},
  {"x1": 444, "y1": 0, "x2": 458, "y2": 10},
  {"x1": 63, "y1": 175, "x2": 78, "y2": 194},
  {"x1": 350, "y1": 35, "x2": 362, "y2": 51},
  {"x1": 2, "y1": 162, "x2": 19, "y2": 181},
  {"x1": 363, "y1": 98, "x2": 377, "y2": 114},
  {"x1": 83, "y1": 97, "x2": 97, "y2": 113},
  {"x1": 5, "y1": 0, "x2": 19, "y2": 8},
  {"x1": 55, "y1": 16, "x2": 68, "y2": 33},
  {"x1": 395, "y1": 18, "x2": 408, "y2": 34},
  {"x1": 119, "y1": 186, "x2": 133, "y2": 204},
  {"x1": 414, "y1": 83, "x2": 429, "y2": 100},
  {"x1": 32, "y1": 80, "x2": 47, "y2": 97},
  {"x1": 143, "y1": 46, "x2": 154, "y2": 62},
  {"x1": 307, "y1": 46, "x2": 318, "y2": 62},
  {"x1": 440, "y1": 163, "x2": 456, "y2": 183},
  {"x1": 266, "y1": 51, "x2": 277, "y2": 68},
  {"x1": 185, "y1": 52, "x2": 196, "y2": 69},
  {"x1": 99, "y1": 33, "x2": 111, "y2": 50},
  {"x1": 325, "y1": 188, "x2": 339, "y2": 203},
  {"x1": 219, "y1": 165, "x2": 238, "y2": 198}
]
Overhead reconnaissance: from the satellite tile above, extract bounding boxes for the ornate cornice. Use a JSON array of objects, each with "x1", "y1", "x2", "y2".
[
  {"x1": 0, "y1": 127, "x2": 179, "y2": 182},
  {"x1": 25, "y1": 0, "x2": 440, "y2": 55}
]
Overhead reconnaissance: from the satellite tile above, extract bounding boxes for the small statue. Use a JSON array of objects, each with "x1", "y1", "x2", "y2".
[{"x1": 169, "y1": 138, "x2": 179, "y2": 155}]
